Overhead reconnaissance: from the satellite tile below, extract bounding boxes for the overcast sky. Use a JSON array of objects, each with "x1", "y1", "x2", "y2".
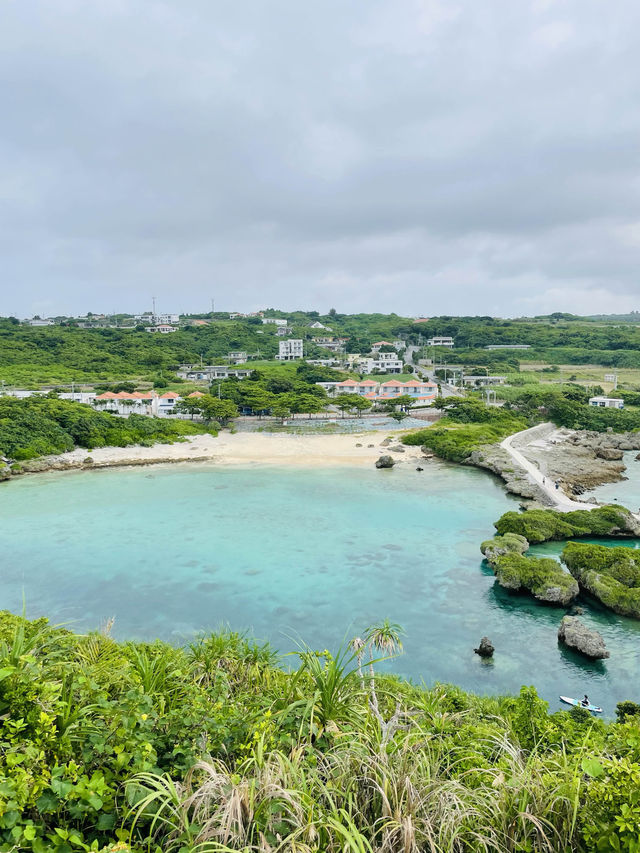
[{"x1": 2, "y1": 1, "x2": 639, "y2": 319}]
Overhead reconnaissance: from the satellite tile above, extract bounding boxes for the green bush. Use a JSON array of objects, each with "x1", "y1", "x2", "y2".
[
  {"x1": 494, "y1": 505, "x2": 638, "y2": 544},
  {"x1": 562, "y1": 542, "x2": 640, "y2": 618},
  {"x1": 491, "y1": 553, "x2": 578, "y2": 604},
  {"x1": 0, "y1": 397, "x2": 214, "y2": 460}
]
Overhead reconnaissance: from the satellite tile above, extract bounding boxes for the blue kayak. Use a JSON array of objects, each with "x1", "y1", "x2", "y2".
[{"x1": 560, "y1": 696, "x2": 603, "y2": 713}]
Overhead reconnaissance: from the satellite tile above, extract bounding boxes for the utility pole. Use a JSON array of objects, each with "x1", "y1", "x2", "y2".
[
  {"x1": 152, "y1": 296, "x2": 157, "y2": 321},
  {"x1": 211, "y1": 298, "x2": 215, "y2": 316}
]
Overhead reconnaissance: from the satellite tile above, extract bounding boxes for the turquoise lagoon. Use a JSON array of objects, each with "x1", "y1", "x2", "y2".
[{"x1": 2, "y1": 460, "x2": 640, "y2": 713}]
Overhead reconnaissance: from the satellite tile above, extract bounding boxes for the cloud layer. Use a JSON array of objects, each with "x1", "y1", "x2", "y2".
[{"x1": 2, "y1": 0, "x2": 639, "y2": 317}]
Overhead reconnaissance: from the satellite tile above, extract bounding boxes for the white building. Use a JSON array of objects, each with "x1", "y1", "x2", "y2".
[
  {"x1": 145, "y1": 324, "x2": 177, "y2": 334},
  {"x1": 227, "y1": 351, "x2": 248, "y2": 364},
  {"x1": 462, "y1": 375, "x2": 507, "y2": 387},
  {"x1": 317, "y1": 379, "x2": 437, "y2": 404},
  {"x1": 276, "y1": 326, "x2": 293, "y2": 336},
  {"x1": 427, "y1": 336, "x2": 454, "y2": 348},
  {"x1": 589, "y1": 397, "x2": 624, "y2": 409},
  {"x1": 262, "y1": 318, "x2": 288, "y2": 326},
  {"x1": 308, "y1": 321, "x2": 332, "y2": 330},
  {"x1": 177, "y1": 365, "x2": 253, "y2": 381},
  {"x1": 276, "y1": 339, "x2": 304, "y2": 360},
  {"x1": 26, "y1": 318, "x2": 55, "y2": 326}
]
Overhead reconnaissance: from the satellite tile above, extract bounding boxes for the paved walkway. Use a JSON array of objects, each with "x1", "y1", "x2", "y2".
[{"x1": 500, "y1": 424, "x2": 596, "y2": 512}]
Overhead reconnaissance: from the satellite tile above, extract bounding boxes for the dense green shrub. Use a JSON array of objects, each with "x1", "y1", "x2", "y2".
[
  {"x1": 401, "y1": 401, "x2": 526, "y2": 461},
  {"x1": 0, "y1": 612, "x2": 638, "y2": 853},
  {"x1": 0, "y1": 397, "x2": 214, "y2": 460},
  {"x1": 562, "y1": 542, "x2": 640, "y2": 618},
  {"x1": 491, "y1": 553, "x2": 578, "y2": 604},
  {"x1": 494, "y1": 505, "x2": 638, "y2": 544}
]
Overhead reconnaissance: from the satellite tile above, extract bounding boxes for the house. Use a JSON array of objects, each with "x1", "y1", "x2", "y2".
[
  {"x1": 370, "y1": 341, "x2": 394, "y2": 352},
  {"x1": 345, "y1": 354, "x2": 404, "y2": 374},
  {"x1": 262, "y1": 318, "x2": 288, "y2": 326},
  {"x1": 484, "y1": 344, "x2": 532, "y2": 350},
  {"x1": 317, "y1": 379, "x2": 437, "y2": 404},
  {"x1": 462, "y1": 375, "x2": 507, "y2": 387},
  {"x1": 276, "y1": 326, "x2": 293, "y2": 336},
  {"x1": 145, "y1": 324, "x2": 177, "y2": 334},
  {"x1": 156, "y1": 391, "x2": 182, "y2": 414},
  {"x1": 26, "y1": 318, "x2": 55, "y2": 326},
  {"x1": 308, "y1": 321, "x2": 332, "y2": 330},
  {"x1": 306, "y1": 358, "x2": 344, "y2": 367},
  {"x1": 93, "y1": 391, "x2": 154, "y2": 415},
  {"x1": 177, "y1": 365, "x2": 253, "y2": 381},
  {"x1": 427, "y1": 336, "x2": 454, "y2": 348},
  {"x1": 276, "y1": 339, "x2": 303, "y2": 360},
  {"x1": 312, "y1": 336, "x2": 348, "y2": 352},
  {"x1": 589, "y1": 397, "x2": 624, "y2": 409},
  {"x1": 227, "y1": 351, "x2": 248, "y2": 364}
]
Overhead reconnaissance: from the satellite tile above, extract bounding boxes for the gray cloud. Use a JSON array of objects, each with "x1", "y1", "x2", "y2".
[{"x1": 1, "y1": 0, "x2": 639, "y2": 317}]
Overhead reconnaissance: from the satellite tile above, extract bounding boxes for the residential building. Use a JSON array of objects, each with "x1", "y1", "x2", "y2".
[
  {"x1": 145, "y1": 324, "x2": 177, "y2": 334},
  {"x1": 308, "y1": 321, "x2": 332, "y2": 330},
  {"x1": 276, "y1": 339, "x2": 304, "y2": 360},
  {"x1": 484, "y1": 344, "x2": 532, "y2": 350},
  {"x1": 370, "y1": 341, "x2": 395, "y2": 352},
  {"x1": 262, "y1": 318, "x2": 288, "y2": 326},
  {"x1": 276, "y1": 326, "x2": 293, "y2": 336},
  {"x1": 312, "y1": 336, "x2": 348, "y2": 352},
  {"x1": 588, "y1": 397, "x2": 624, "y2": 409},
  {"x1": 306, "y1": 358, "x2": 344, "y2": 367},
  {"x1": 462, "y1": 375, "x2": 507, "y2": 387},
  {"x1": 427, "y1": 336, "x2": 454, "y2": 348},
  {"x1": 344, "y1": 354, "x2": 404, "y2": 374},
  {"x1": 93, "y1": 391, "x2": 154, "y2": 415},
  {"x1": 317, "y1": 379, "x2": 437, "y2": 404},
  {"x1": 26, "y1": 318, "x2": 55, "y2": 326},
  {"x1": 227, "y1": 351, "x2": 248, "y2": 364},
  {"x1": 177, "y1": 365, "x2": 253, "y2": 381}
]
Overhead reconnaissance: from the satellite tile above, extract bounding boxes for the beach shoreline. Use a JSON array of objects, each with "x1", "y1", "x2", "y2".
[{"x1": 10, "y1": 429, "x2": 427, "y2": 476}]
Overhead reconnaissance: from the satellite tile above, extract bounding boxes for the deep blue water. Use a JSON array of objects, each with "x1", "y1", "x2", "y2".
[{"x1": 1, "y1": 460, "x2": 640, "y2": 713}]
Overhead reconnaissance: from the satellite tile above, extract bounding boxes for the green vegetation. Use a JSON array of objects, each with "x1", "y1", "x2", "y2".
[
  {"x1": 401, "y1": 400, "x2": 527, "y2": 461},
  {"x1": 480, "y1": 533, "x2": 529, "y2": 563},
  {"x1": 562, "y1": 542, "x2": 640, "y2": 618},
  {"x1": 494, "y1": 505, "x2": 639, "y2": 544},
  {"x1": 0, "y1": 397, "x2": 213, "y2": 461},
  {"x1": 3, "y1": 611, "x2": 640, "y2": 852},
  {"x1": 490, "y1": 553, "x2": 578, "y2": 605}
]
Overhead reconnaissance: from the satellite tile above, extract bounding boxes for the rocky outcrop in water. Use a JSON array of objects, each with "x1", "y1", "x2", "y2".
[
  {"x1": 558, "y1": 616, "x2": 610, "y2": 659},
  {"x1": 491, "y1": 553, "x2": 579, "y2": 605},
  {"x1": 474, "y1": 637, "x2": 495, "y2": 657},
  {"x1": 375, "y1": 455, "x2": 395, "y2": 469},
  {"x1": 562, "y1": 542, "x2": 640, "y2": 619},
  {"x1": 481, "y1": 533, "x2": 529, "y2": 565},
  {"x1": 596, "y1": 448, "x2": 624, "y2": 461}
]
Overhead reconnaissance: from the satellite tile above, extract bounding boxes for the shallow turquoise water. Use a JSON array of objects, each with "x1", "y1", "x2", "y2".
[
  {"x1": 588, "y1": 451, "x2": 640, "y2": 511},
  {"x1": 2, "y1": 461, "x2": 640, "y2": 713}
]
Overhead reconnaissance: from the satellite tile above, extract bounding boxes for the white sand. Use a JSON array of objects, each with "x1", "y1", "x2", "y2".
[{"x1": 43, "y1": 430, "x2": 425, "y2": 470}]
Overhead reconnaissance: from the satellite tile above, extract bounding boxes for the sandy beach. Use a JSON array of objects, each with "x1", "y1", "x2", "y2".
[{"x1": 26, "y1": 430, "x2": 426, "y2": 473}]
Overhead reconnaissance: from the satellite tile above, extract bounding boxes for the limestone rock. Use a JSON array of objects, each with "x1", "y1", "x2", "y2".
[
  {"x1": 474, "y1": 637, "x2": 495, "y2": 657},
  {"x1": 596, "y1": 448, "x2": 624, "y2": 461},
  {"x1": 375, "y1": 455, "x2": 395, "y2": 469},
  {"x1": 558, "y1": 616, "x2": 610, "y2": 659},
  {"x1": 481, "y1": 533, "x2": 529, "y2": 566},
  {"x1": 0, "y1": 463, "x2": 11, "y2": 481}
]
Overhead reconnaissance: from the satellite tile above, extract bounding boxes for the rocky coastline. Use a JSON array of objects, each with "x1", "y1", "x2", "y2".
[{"x1": 467, "y1": 425, "x2": 640, "y2": 505}]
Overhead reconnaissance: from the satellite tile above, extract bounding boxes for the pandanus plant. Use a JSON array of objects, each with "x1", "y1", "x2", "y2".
[{"x1": 351, "y1": 620, "x2": 414, "y2": 752}]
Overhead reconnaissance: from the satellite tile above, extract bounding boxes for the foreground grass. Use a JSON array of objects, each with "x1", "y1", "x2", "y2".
[{"x1": 2, "y1": 613, "x2": 640, "y2": 852}]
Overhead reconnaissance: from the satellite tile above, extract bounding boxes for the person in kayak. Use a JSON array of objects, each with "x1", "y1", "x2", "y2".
[{"x1": 581, "y1": 695, "x2": 590, "y2": 707}]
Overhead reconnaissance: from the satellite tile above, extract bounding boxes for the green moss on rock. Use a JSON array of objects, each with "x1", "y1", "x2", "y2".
[
  {"x1": 494, "y1": 505, "x2": 640, "y2": 544},
  {"x1": 562, "y1": 542, "x2": 640, "y2": 619},
  {"x1": 481, "y1": 533, "x2": 529, "y2": 565},
  {"x1": 492, "y1": 553, "x2": 579, "y2": 605}
]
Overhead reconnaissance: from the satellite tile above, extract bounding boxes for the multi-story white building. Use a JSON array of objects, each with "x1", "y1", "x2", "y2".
[
  {"x1": 227, "y1": 351, "x2": 248, "y2": 364},
  {"x1": 276, "y1": 339, "x2": 304, "y2": 360},
  {"x1": 427, "y1": 336, "x2": 454, "y2": 348},
  {"x1": 262, "y1": 318, "x2": 288, "y2": 326},
  {"x1": 317, "y1": 379, "x2": 437, "y2": 404}
]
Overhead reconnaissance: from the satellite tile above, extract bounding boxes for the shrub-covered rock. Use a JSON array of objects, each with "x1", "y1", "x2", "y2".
[
  {"x1": 492, "y1": 553, "x2": 579, "y2": 605},
  {"x1": 481, "y1": 533, "x2": 529, "y2": 565},
  {"x1": 557, "y1": 616, "x2": 610, "y2": 659},
  {"x1": 494, "y1": 505, "x2": 640, "y2": 544},
  {"x1": 562, "y1": 542, "x2": 640, "y2": 619}
]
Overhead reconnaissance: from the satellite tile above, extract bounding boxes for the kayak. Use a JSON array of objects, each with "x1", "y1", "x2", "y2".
[{"x1": 560, "y1": 696, "x2": 603, "y2": 713}]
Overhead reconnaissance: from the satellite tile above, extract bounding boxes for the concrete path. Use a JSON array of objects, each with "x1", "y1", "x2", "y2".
[{"x1": 500, "y1": 423, "x2": 595, "y2": 512}]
